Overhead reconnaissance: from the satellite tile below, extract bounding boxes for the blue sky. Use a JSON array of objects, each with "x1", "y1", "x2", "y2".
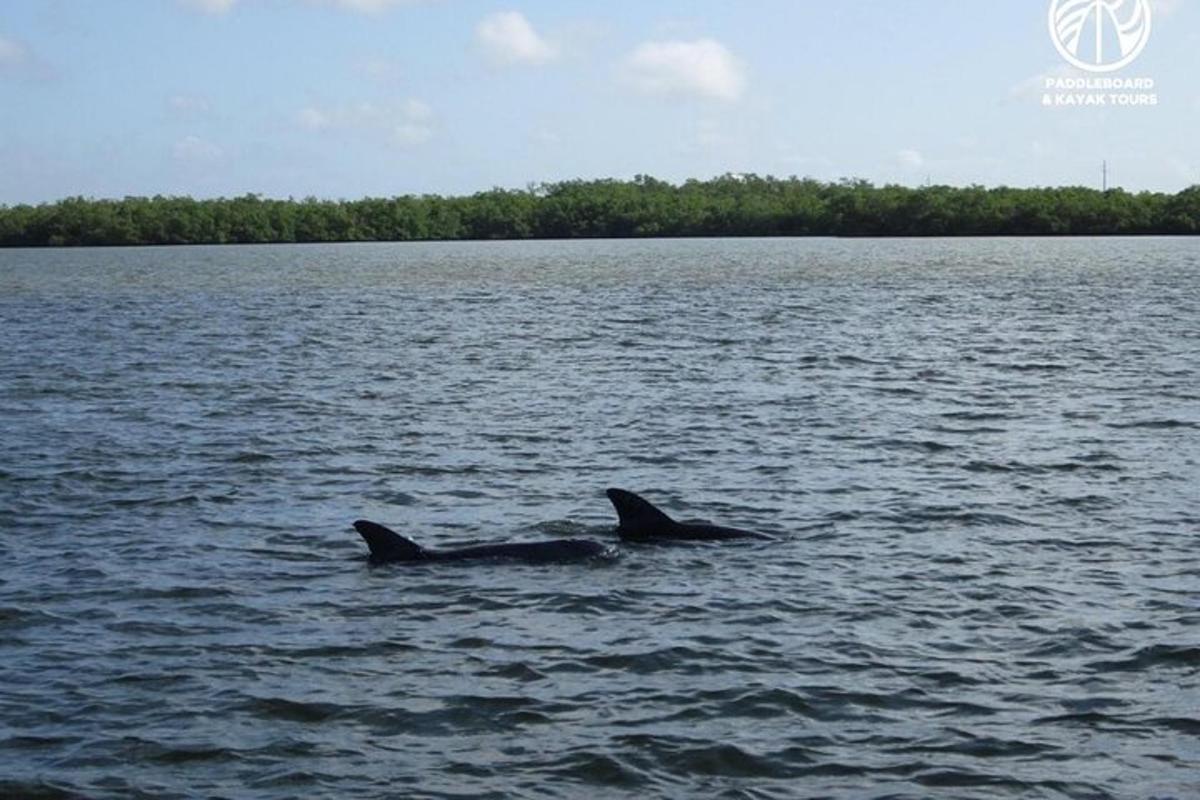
[{"x1": 0, "y1": 0, "x2": 1196, "y2": 203}]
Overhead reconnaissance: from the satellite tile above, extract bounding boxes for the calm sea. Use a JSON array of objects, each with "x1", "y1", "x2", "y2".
[{"x1": 1, "y1": 238, "x2": 1197, "y2": 799}]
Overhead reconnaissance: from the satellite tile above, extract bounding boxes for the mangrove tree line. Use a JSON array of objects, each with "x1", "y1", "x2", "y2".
[{"x1": 2, "y1": 175, "x2": 1198, "y2": 246}]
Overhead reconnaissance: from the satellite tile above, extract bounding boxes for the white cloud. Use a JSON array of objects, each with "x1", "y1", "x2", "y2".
[
  {"x1": 1008, "y1": 63, "x2": 1081, "y2": 100},
  {"x1": 0, "y1": 35, "x2": 55, "y2": 82},
  {"x1": 298, "y1": 99, "x2": 434, "y2": 146},
  {"x1": 475, "y1": 11, "x2": 558, "y2": 65},
  {"x1": 182, "y1": 0, "x2": 237, "y2": 14},
  {"x1": 173, "y1": 135, "x2": 224, "y2": 162},
  {"x1": 393, "y1": 123, "x2": 432, "y2": 146},
  {"x1": 622, "y1": 38, "x2": 745, "y2": 102},
  {"x1": 401, "y1": 98, "x2": 432, "y2": 121},
  {"x1": 898, "y1": 149, "x2": 925, "y2": 169},
  {"x1": 393, "y1": 99, "x2": 435, "y2": 145},
  {"x1": 532, "y1": 128, "x2": 561, "y2": 146},
  {"x1": 298, "y1": 106, "x2": 332, "y2": 130},
  {"x1": 0, "y1": 36, "x2": 28, "y2": 68},
  {"x1": 168, "y1": 94, "x2": 212, "y2": 117},
  {"x1": 1156, "y1": 0, "x2": 1184, "y2": 17}
]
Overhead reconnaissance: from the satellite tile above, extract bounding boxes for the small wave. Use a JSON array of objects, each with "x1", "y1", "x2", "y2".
[
  {"x1": 1150, "y1": 717, "x2": 1200, "y2": 736},
  {"x1": 879, "y1": 438, "x2": 957, "y2": 453},
  {"x1": 909, "y1": 669, "x2": 984, "y2": 688},
  {"x1": 105, "y1": 620, "x2": 221, "y2": 637},
  {"x1": 448, "y1": 695, "x2": 545, "y2": 713},
  {"x1": 1046, "y1": 460, "x2": 1123, "y2": 473},
  {"x1": 995, "y1": 362, "x2": 1070, "y2": 372},
  {"x1": 1024, "y1": 628, "x2": 1125, "y2": 658},
  {"x1": 894, "y1": 732, "x2": 1059, "y2": 758},
  {"x1": 641, "y1": 686, "x2": 816, "y2": 723},
  {"x1": 0, "y1": 735, "x2": 84, "y2": 750},
  {"x1": 1085, "y1": 644, "x2": 1200, "y2": 673},
  {"x1": 125, "y1": 585, "x2": 234, "y2": 601},
  {"x1": 1032, "y1": 711, "x2": 1154, "y2": 734},
  {"x1": 270, "y1": 640, "x2": 421, "y2": 659},
  {"x1": 442, "y1": 489, "x2": 491, "y2": 499},
  {"x1": 109, "y1": 672, "x2": 192, "y2": 688},
  {"x1": 229, "y1": 451, "x2": 274, "y2": 463},
  {"x1": 366, "y1": 490, "x2": 418, "y2": 506},
  {"x1": 671, "y1": 743, "x2": 809, "y2": 779},
  {"x1": 381, "y1": 463, "x2": 484, "y2": 476},
  {"x1": 722, "y1": 687, "x2": 814, "y2": 719},
  {"x1": 963, "y1": 460, "x2": 1018, "y2": 473},
  {"x1": 805, "y1": 686, "x2": 999, "y2": 718},
  {"x1": 582, "y1": 646, "x2": 741, "y2": 675},
  {"x1": 886, "y1": 508, "x2": 1029, "y2": 528},
  {"x1": 105, "y1": 494, "x2": 200, "y2": 508},
  {"x1": 246, "y1": 770, "x2": 331, "y2": 789},
  {"x1": 940, "y1": 410, "x2": 1019, "y2": 421},
  {"x1": 613, "y1": 735, "x2": 813, "y2": 780},
  {"x1": 0, "y1": 606, "x2": 66, "y2": 630},
  {"x1": 998, "y1": 536, "x2": 1120, "y2": 552},
  {"x1": 136, "y1": 740, "x2": 241, "y2": 765},
  {"x1": 0, "y1": 780, "x2": 84, "y2": 800},
  {"x1": 1049, "y1": 494, "x2": 1119, "y2": 510},
  {"x1": 963, "y1": 459, "x2": 1122, "y2": 475},
  {"x1": 477, "y1": 662, "x2": 547, "y2": 682},
  {"x1": 629, "y1": 453, "x2": 685, "y2": 466},
  {"x1": 239, "y1": 696, "x2": 346, "y2": 723},
  {"x1": 539, "y1": 750, "x2": 646, "y2": 788},
  {"x1": 930, "y1": 424, "x2": 1007, "y2": 435},
  {"x1": 1108, "y1": 419, "x2": 1197, "y2": 430},
  {"x1": 914, "y1": 768, "x2": 1039, "y2": 791},
  {"x1": 528, "y1": 593, "x2": 628, "y2": 614}
]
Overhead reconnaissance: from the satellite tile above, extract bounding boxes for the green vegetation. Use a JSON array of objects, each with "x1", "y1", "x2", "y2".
[{"x1": 2, "y1": 175, "x2": 1198, "y2": 246}]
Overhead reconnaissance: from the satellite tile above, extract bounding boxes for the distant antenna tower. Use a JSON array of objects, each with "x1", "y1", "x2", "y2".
[{"x1": 1102, "y1": 160, "x2": 1108, "y2": 192}]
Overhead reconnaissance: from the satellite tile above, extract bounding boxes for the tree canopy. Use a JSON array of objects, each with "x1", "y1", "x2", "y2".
[{"x1": 1, "y1": 176, "x2": 1197, "y2": 247}]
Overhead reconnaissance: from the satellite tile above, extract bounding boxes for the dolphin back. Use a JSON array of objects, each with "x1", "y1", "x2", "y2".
[
  {"x1": 354, "y1": 520, "x2": 425, "y2": 563},
  {"x1": 605, "y1": 488, "x2": 678, "y2": 541},
  {"x1": 605, "y1": 488, "x2": 773, "y2": 542},
  {"x1": 434, "y1": 539, "x2": 612, "y2": 563}
]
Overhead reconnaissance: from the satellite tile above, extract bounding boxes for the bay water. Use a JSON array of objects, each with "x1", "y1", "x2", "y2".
[{"x1": 1, "y1": 237, "x2": 1197, "y2": 798}]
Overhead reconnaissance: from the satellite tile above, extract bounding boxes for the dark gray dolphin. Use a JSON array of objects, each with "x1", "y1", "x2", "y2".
[
  {"x1": 354, "y1": 520, "x2": 613, "y2": 565},
  {"x1": 605, "y1": 488, "x2": 774, "y2": 543}
]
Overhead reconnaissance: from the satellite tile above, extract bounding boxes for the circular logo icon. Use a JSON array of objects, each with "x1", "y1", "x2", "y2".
[{"x1": 1049, "y1": 0, "x2": 1152, "y2": 73}]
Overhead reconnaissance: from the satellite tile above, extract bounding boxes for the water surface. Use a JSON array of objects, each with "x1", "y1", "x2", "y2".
[{"x1": 1, "y1": 238, "x2": 1197, "y2": 798}]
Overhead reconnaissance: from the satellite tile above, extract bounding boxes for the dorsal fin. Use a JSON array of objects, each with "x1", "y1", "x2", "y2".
[
  {"x1": 353, "y1": 520, "x2": 425, "y2": 563},
  {"x1": 605, "y1": 488, "x2": 676, "y2": 539}
]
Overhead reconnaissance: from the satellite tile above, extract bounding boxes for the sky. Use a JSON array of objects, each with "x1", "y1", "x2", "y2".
[{"x1": 0, "y1": 0, "x2": 1197, "y2": 204}]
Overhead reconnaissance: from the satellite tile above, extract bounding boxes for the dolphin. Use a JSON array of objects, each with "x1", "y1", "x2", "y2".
[
  {"x1": 605, "y1": 488, "x2": 774, "y2": 543},
  {"x1": 354, "y1": 520, "x2": 613, "y2": 565}
]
